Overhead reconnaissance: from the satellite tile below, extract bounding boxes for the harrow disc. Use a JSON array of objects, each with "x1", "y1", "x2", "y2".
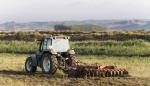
[{"x1": 66, "y1": 65, "x2": 128, "y2": 77}]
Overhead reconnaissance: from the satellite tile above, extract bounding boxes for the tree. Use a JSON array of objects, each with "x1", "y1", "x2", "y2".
[{"x1": 54, "y1": 24, "x2": 72, "y2": 31}]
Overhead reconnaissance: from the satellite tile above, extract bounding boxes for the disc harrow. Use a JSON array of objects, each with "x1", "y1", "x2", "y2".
[{"x1": 65, "y1": 63, "x2": 128, "y2": 77}]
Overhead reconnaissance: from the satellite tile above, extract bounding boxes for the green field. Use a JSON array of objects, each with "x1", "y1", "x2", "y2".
[
  {"x1": 0, "y1": 39, "x2": 150, "y2": 56},
  {"x1": 0, "y1": 54, "x2": 149, "y2": 86}
]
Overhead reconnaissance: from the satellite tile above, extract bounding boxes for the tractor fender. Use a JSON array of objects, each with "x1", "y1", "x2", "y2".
[
  {"x1": 27, "y1": 54, "x2": 37, "y2": 66},
  {"x1": 67, "y1": 49, "x2": 75, "y2": 55}
]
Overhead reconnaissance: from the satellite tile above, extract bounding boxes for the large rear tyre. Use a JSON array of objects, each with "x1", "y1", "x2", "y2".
[
  {"x1": 25, "y1": 57, "x2": 37, "y2": 73},
  {"x1": 41, "y1": 53, "x2": 58, "y2": 74}
]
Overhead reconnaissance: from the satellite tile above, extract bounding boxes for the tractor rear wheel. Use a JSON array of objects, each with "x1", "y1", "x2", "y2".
[
  {"x1": 41, "y1": 53, "x2": 58, "y2": 74},
  {"x1": 25, "y1": 57, "x2": 37, "y2": 73}
]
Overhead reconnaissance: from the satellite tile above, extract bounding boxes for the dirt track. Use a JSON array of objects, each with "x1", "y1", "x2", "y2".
[{"x1": 0, "y1": 70, "x2": 149, "y2": 86}]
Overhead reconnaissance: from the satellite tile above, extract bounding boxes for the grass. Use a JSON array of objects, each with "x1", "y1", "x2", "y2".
[
  {"x1": 0, "y1": 53, "x2": 149, "y2": 86},
  {"x1": 0, "y1": 39, "x2": 150, "y2": 57},
  {"x1": 0, "y1": 54, "x2": 26, "y2": 71},
  {"x1": 2, "y1": 31, "x2": 150, "y2": 41},
  {"x1": 74, "y1": 45, "x2": 150, "y2": 56},
  {"x1": 72, "y1": 39, "x2": 150, "y2": 56},
  {"x1": 0, "y1": 41, "x2": 37, "y2": 54}
]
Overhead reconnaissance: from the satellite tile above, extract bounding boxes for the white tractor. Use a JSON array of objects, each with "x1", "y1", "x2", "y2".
[{"x1": 25, "y1": 36, "x2": 75, "y2": 74}]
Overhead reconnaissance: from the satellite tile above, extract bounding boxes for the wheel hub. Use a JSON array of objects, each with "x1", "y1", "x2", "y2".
[
  {"x1": 43, "y1": 56, "x2": 51, "y2": 72},
  {"x1": 26, "y1": 60, "x2": 32, "y2": 71}
]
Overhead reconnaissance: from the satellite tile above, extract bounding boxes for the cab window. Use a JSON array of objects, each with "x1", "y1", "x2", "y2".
[{"x1": 40, "y1": 39, "x2": 52, "y2": 51}]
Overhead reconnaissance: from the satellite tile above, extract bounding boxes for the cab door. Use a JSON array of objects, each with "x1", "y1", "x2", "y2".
[{"x1": 36, "y1": 39, "x2": 48, "y2": 64}]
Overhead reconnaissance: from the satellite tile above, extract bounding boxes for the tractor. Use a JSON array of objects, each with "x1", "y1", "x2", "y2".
[{"x1": 25, "y1": 36, "x2": 75, "y2": 74}]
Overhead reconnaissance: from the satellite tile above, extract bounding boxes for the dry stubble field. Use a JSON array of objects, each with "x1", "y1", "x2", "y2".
[{"x1": 0, "y1": 53, "x2": 149, "y2": 86}]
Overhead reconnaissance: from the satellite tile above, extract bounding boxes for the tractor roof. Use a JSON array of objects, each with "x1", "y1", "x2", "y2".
[{"x1": 37, "y1": 36, "x2": 70, "y2": 41}]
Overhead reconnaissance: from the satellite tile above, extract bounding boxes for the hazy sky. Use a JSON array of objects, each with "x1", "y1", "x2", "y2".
[{"x1": 0, "y1": 0, "x2": 150, "y2": 23}]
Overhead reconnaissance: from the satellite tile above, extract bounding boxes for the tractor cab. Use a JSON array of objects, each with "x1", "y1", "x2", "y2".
[{"x1": 39, "y1": 36, "x2": 70, "y2": 53}]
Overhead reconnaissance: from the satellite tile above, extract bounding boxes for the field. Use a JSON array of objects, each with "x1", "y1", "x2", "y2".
[
  {"x1": 1, "y1": 39, "x2": 150, "y2": 56},
  {"x1": 0, "y1": 54, "x2": 149, "y2": 86},
  {"x1": 0, "y1": 31, "x2": 150, "y2": 86}
]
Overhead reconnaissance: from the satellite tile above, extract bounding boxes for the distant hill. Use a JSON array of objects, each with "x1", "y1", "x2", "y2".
[
  {"x1": 70, "y1": 24, "x2": 107, "y2": 32},
  {"x1": 0, "y1": 20, "x2": 150, "y2": 32},
  {"x1": 105, "y1": 20, "x2": 150, "y2": 31},
  {"x1": 0, "y1": 21, "x2": 56, "y2": 31}
]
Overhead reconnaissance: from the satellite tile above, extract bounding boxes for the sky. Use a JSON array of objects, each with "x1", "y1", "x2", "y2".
[{"x1": 0, "y1": 0, "x2": 150, "y2": 23}]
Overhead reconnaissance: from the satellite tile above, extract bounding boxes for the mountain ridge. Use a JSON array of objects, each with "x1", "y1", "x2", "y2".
[{"x1": 1, "y1": 20, "x2": 150, "y2": 31}]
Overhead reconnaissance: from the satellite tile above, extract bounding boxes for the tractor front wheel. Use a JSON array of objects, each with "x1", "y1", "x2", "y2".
[
  {"x1": 25, "y1": 57, "x2": 37, "y2": 73},
  {"x1": 41, "y1": 53, "x2": 58, "y2": 74}
]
